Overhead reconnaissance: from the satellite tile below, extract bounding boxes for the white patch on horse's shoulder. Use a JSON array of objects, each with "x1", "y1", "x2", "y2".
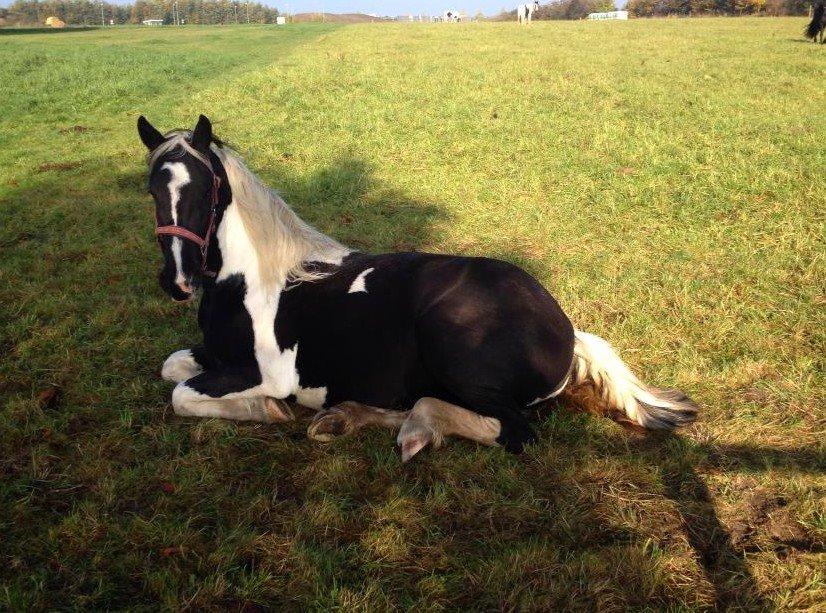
[
  {"x1": 216, "y1": 201, "x2": 261, "y2": 282},
  {"x1": 348, "y1": 267, "x2": 374, "y2": 294},
  {"x1": 295, "y1": 385, "x2": 327, "y2": 409}
]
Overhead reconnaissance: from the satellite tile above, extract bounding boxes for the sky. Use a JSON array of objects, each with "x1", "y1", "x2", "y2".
[{"x1": 279, "y1": 1, "x2": 515, "y2": 15}]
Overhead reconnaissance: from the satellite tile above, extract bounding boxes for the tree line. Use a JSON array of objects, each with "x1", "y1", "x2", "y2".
[
  {"x1": 626, "y1": 0, "x2": 810, "y2": 16},
  {"x1": 495, "y1": 0, "x2": 812, "y2": 18},
  {"x1": 2, "y1": 0, "x2": 280, "y2": 26},
  {"x1": 497, "y1": 0, "x2": 615, "y2": 20}
]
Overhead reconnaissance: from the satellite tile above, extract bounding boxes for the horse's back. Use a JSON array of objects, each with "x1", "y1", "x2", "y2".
[{"x1": 411, "y1": 255, "x2": 575, "y2": 410}]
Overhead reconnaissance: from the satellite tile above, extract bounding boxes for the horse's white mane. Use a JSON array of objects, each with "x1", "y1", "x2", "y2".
[{"x1": 147, "y1": 132, "x2": 349, "y2": 286}]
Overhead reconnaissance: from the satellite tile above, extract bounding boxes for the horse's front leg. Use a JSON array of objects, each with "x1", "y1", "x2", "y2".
[
  {"x1": 161, "y1": 346, "x2": 208, "y2": 383},
  {"x1": 172, "y1": 367, "x2": 293, "y2": 423}
]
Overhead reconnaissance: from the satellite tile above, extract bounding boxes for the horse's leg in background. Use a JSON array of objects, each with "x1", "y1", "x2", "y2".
[
  {"x1": 171, "y1": 368, "x2": 294, "y2": 422},
  {"x1": 307, "y1": 401, "x2": 409, "y2": 441},
  {"x1": 396, "y1": 397, "x2": 508, "y2": 462}
]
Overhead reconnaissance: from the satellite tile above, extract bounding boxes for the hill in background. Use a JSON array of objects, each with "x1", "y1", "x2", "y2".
[{"x1": 291, "y1": 12, "x2": 391, "y2": 23}]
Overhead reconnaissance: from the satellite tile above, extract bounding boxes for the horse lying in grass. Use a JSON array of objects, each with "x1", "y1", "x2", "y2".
[{"x1": 138, "y1": 114, "x2": 698, "y2": 461}]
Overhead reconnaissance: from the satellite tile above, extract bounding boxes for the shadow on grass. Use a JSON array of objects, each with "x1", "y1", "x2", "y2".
[
  {"x1": 656, "y1": 441, "x2": 771, "y2": 611},
  {"x1": 669, "y1": 467, "x2": 768, "y2": 609},
  {"x1": 0, "y1": 27, "x2": 99, "y2": 35},
  {"x1": 2, "y1": 153, "x2": 820, "y2": 608}
]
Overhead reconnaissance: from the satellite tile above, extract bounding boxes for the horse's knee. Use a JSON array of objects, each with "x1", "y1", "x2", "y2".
[
  {"x1": 410, "y1": 396, "x2": 438, "y2": 418},
  {"x1": 407, "y1": 397, "x2": 443, "y2": 436},
  {"x1": 161, "y1": 349, "x2": 202, "y2": 383},
  {"x1": 171, "y1": 382, "x2": 197, "y2": 414}
]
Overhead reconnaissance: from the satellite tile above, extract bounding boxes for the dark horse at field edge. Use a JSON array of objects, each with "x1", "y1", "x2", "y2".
[{"x1": 805, "y1": 0, "x2": 825, "y2": 42}]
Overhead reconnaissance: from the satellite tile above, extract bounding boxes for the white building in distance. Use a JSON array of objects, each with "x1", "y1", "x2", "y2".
[{"x1": 587, "y1": 10, "x2": 629, "y2": 19}]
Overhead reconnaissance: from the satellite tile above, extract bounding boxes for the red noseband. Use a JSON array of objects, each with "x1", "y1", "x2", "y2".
[{"x1": 154, "y1": 166, "x2": 221, "y2": 278}]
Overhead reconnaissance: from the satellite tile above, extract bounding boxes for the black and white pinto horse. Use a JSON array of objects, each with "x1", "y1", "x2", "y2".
[
  {"x1": 518, "y1": 1, "x2": 539, "y2": 25},
  {"x1": 138, "y1": 115, "x2": 697, "y2": 461},
  {"x1": 805, "y1": 0, "x2": 825, "y2": 43}
]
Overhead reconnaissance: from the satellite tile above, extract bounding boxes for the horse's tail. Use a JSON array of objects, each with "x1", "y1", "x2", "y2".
[
  {"x1": 570, "y1": 330, "x2": 698, "y2": 429},
  {"x1": 805, "y1": 0, "x2": 825, "y2": 40}
]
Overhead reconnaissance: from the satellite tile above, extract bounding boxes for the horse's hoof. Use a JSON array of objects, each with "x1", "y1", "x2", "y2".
[
  {"x1": 264, "y1": 397, "x2": 294, "y2": 423},
  {"x1": 396, "y1": 418, "x2": 434, "y2": 462},
  {"x1": 307, "y1": 408, "x2": 350, "y2": 442}
]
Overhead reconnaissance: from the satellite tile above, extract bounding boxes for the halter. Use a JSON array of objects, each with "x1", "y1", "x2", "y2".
[{"x1": 154, "y1": 153, "x2": 221, "y2": 278}]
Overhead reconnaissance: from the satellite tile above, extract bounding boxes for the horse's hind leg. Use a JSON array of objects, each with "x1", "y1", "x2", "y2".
[
  {"x1": 172, "y1": 368, "x2": 294, "y2": 423},
  {"x1": 307, "y1": 402, "x2": 408, "y2": 442},
  {"x1": 396, "y1": 397, "x2": 509, "y2": 462}
]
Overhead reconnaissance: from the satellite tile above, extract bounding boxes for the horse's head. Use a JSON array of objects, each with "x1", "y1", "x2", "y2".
[{"x1": 138, "y1": 115, "x2": 222, "y2": 302}]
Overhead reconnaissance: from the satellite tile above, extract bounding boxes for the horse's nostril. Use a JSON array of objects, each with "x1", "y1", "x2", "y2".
[{"x1": 176, "y1": 280, "x2": 193, "y2": 294}]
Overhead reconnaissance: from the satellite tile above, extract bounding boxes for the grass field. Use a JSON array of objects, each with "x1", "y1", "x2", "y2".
[{"x1": 1, "y1": 18, "x2": 824, "y2": 610}]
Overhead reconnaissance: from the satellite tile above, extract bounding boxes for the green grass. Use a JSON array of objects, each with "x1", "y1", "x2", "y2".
[{"x1": 1, "y1": 18, "x2": 824, "y2": 610}]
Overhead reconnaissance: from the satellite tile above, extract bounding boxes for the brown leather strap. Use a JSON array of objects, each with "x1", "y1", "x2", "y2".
[
  {"x1": 152, "y1": 154, "x2": 222, "y2": 277},
  {"x1": 155, "y1": 224, "x2": 209, "y2": 247}
]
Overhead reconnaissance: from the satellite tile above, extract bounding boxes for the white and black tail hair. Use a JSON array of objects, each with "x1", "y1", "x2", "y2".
[{"x1": 571, "y1": 330, "x2": 698, "y2": 429}]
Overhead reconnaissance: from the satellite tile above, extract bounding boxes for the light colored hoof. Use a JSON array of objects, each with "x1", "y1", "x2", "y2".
[
  {"x1": 307, "y1": 407, "x2": 351, "y2": 442},
  {"x1": 264, "y1": 397, "x2": 294, "y2": 423},
  {"x1": 396, "y1": 419, "x2": 435, "y2": 463}
]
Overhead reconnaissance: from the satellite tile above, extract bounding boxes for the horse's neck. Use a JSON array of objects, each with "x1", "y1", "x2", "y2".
[
  {"x1": 214, "y1": 199, "x2": 268, "y2": 291},
  {"x1": 208, "y1": 152, "x2": 350, "y2": 291}
]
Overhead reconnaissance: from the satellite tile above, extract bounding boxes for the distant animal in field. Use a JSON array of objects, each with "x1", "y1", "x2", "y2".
[
  {"x1": 805, "y1": 0, "x2": 825, "y2": 43},
  {"x1": 137, "y1": 114, "x2": 698, "y2": 462},
  {"x1": 442, "y1": 10, "x2": 459, "y2": 22},
  {"x1": 518, "y1": 1, "x2": 540, "y2": 24}
]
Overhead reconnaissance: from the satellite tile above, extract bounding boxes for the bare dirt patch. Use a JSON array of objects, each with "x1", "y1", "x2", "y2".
[{"x1": 729, "y1": 488, "x2": 819, "y2": 553}]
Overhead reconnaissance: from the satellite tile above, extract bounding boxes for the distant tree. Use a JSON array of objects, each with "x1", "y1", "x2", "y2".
[
  {"x1": 628, "y1": 0, "x2": 805, "y2": 13},
  {"x1": 533, "y1": 0, "x2": 616, "y2": 19},
  {"x1": 5, "y1": 0, "x2": 278, "y2": 26}
]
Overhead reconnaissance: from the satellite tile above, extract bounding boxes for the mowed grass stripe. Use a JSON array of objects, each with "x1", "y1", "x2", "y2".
[{"x1": 0, "y1": 18, "x2": 823, "y2": 609}]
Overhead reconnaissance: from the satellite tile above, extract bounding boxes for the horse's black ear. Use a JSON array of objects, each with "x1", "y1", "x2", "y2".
[
  {"x1": 191, "y1": 114, "x2": 212, "y2": 153},
  {"x1": 137, "y1": 116, "x2": 165, "y2": 151}
]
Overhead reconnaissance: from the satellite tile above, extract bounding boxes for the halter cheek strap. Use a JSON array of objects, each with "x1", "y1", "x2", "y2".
[{"x1": 154, "y1": 166, "x2": 221, "y2": 278}]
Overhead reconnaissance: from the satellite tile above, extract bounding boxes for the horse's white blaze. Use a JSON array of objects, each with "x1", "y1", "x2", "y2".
[
  {"x1": 348, "y1": 267, "x2": 374, "y2": 294},
  {"x1": 161, "y1": 349, "x2": 202, "y2": 383},
  {"x1": 162, "y1": 162, "x2": 191, "y2": 284}
]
